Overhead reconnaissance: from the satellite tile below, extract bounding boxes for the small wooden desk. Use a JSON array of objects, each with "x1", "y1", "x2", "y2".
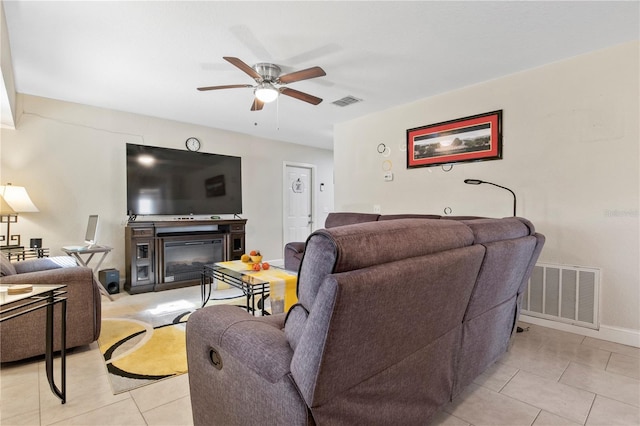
[{"x1": 61, "y1": 246, "x2": 113, "y2": 301}]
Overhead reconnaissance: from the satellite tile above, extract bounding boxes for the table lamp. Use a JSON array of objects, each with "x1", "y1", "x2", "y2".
[
  {"x1": 0, "y1": 183, "x2": 39, "y2": 247},
  {"x1": 463, "y1": 179, "x2": 517, "y2": 217}
]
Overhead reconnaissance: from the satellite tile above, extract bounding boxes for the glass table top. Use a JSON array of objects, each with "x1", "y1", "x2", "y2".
[{"x1": 0, "y1": 284, "x2": 67, "y2": 306}]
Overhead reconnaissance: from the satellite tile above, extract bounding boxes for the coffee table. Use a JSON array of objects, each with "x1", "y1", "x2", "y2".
[
  {"x1": 201, "y1": 261, "x2": 298, "y2": 315},
  {"x1": 0, "y1": 284, "x2": 67, "y2": 403}
]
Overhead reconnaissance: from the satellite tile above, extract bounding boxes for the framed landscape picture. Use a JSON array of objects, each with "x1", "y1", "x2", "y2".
[{"x1": 406, "y1": 110, "x2": 503, "y2": 169}]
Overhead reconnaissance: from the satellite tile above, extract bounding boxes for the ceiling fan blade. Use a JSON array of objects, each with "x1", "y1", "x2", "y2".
[
  {"x1": 251, "y1": 98, "x2": 264, "y2": 111},
  {"x1": 278, "y1": 66, "x2": 326, "y2": 84},
  {"x1": 280, "y1": 87, "x2": 323, "y2": 105},
  {"x1": 197, "y1": 84, "x2": 253, "y2": 91},
  {"x1": 224, "y1": 56, "x2": 262, "y2": 80}
]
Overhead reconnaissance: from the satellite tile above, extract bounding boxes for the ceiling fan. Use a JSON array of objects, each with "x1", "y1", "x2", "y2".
[{"x1": 197, "y1": 57, "x2": 326, "y2": 111}]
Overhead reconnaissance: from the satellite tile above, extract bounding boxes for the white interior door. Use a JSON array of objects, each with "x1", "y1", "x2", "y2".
[{"x1": 283, "y1": 164, "x2": 313, "y2": 247}]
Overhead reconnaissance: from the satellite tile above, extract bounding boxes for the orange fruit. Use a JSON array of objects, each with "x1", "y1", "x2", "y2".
[
  {"x1": 252, "y1": 263, "x2": 261, "y2": 271},
  {"x1": 262, "y1": 262, "x2": 270, "y2": 270},
  {"x1": 249, "y1": 250, "x2": 258, "y2": 256}
]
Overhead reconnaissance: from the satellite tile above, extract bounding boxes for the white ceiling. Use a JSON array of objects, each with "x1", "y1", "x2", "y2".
[{"x1": 2, "y1": 1, "x2": 638, "y2": 150}]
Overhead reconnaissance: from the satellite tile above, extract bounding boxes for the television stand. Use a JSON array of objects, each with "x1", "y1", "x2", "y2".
[{"x1": 124, "y1": 218, "x2": 246, "y2": 294}]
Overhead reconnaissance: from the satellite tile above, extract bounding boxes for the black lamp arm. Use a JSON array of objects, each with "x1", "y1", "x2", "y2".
[
  {"x1": 464, "y1": 179, "x2": 517, "y2": 217},
  {"x1": 485, "y1": 182, "x2": 517, "y2": 217}
]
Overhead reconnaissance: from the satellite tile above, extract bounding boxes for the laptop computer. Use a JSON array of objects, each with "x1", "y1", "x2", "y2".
[{"x1": 63, "y1": 215, "x2": 99, "y2": 250}]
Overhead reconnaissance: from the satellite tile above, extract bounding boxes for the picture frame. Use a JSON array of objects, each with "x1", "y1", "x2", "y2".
[{"x1": 406, "y1": 110, "x2": 502, "y2": 169}]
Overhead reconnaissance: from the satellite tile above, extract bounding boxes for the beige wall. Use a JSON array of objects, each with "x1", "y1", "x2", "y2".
[
  {"x1": 0, "y1": 94, "x2": 334, "y2": 273},
  {"x1": 0, "y1": 1, "x2": 17, "y2": 128},
  {"x1": 334, "y1": 42, "x2": 639, "y2": 344}
]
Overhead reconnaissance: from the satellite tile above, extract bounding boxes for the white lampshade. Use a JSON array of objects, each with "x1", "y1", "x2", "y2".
[
  {"x1": 0, "y1": 184, "x2": 39, "y2": 213},
  {"x1": 254, "y1": 83, "x2": 279, "y2": 103}
]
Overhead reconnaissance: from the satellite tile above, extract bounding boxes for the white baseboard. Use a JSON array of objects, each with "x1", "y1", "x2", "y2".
[{"x1": 520, "y1": 315, "x2": 640, "y2": 348}]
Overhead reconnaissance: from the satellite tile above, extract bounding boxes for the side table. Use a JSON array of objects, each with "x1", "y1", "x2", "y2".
[
  {"x1": 0, "y1": 284, "x2": 67, "y2": 403},
  {"x1": 61, "y1": 246, "x2": 114, "y2": 301}
]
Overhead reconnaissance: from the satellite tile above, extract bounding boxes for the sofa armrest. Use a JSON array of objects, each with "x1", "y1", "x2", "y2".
[
  {"x1": 285, "y1": 242, "x2": 306, "y2": 271},
  {"x1": 187, "y1": 305, "x2": 292, "y2": 383},
  {"x1": 0, "y1": 265, "x2": 89, "y2": 285},
  {"x1": 285, "y1": 241, "x2": 305, "y2": 254},
  {"x1": 0, "y1": 267, "x2": 101, "y2": 333},
  {"x1": 187, "y1": 306, "x2": 309, "y2": 425}
]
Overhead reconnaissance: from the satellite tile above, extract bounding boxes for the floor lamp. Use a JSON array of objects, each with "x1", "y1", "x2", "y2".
[
  {"x1": 463, "y1": 178, "x2": 524, "y2": 332},
  {"x1": 0, "y1": 184, "x2": 39, "y2": 248}
]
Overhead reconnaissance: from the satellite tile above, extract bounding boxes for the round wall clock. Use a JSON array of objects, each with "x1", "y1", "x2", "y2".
[{"x1": 185, "y1": 137, "x2": 201, "y2": 152}]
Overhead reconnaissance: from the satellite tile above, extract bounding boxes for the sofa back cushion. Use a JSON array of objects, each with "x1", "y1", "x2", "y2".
[
  {"x1": 289, "y1": 219, "x2": 475, "y2": 326},
  {"x1": 324, "y1": 212, "x2": 380, "y2": 228},
  {"x1": 320, "y1": 219, "x2": 474, "y2": 274},
  {"x1": 12, "y1": 256, "x2": 77, "y2": 274},
  {"x1": 378, "y1": 213, "x2": 441, "y2": 221}
]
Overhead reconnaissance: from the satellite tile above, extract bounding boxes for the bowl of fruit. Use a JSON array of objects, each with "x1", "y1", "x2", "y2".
[{"x1": 249, "y1": 250, "x2": 263, "y2": 264}]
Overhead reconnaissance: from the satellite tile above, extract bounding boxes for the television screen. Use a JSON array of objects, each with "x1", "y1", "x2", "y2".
[{"x1": 126, "y1": 144, "x2": 242, "y2": 215}]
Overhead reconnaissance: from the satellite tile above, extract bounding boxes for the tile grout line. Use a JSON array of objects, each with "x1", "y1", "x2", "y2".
[
  {"x1": 128, "y1": 390, "x2": 148, "y2": 424},
  {"x1": 602, "y1": 350, "x2": 613, "y2": 375},
  {"x1": 582, "y1": 393, "x2": 598, "y2": 426},
  {"x1": 496, "y1": 364, "x2": 520, "y2": 394},
  {"x1": 529, "y1": 409, "x2": 543, "y2": 426}
]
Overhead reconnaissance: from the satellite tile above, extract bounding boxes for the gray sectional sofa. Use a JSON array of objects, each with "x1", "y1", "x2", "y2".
[{"x1": 187, "y1": 216, "x2": 544, "y2": 425}]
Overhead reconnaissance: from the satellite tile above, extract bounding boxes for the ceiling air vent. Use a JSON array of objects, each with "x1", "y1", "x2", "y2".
[{"x1": 332, "y1": 95, "x2": 362, "y2": 107}]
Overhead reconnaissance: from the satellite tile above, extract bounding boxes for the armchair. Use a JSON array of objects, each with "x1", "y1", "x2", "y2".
[{"x1": 0, "y1": 253, "x2": 101, "y2": 362}]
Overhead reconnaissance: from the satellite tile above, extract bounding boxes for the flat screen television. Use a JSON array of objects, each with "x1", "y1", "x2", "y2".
[{"x1": 126, "y1": 143, "x2": 242, "y2": 216}]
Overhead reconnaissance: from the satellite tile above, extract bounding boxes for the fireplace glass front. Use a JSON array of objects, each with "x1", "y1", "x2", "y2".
[{"x1": 163, "y1": 238, "x2": 224, "y2": 283}]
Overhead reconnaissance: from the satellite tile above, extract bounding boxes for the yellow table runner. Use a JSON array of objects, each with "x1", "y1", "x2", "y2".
[{"x1": 216, "y1": 261, "x2": 298, "y2": 311}]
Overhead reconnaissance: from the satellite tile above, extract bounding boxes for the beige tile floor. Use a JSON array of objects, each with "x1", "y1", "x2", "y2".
[{"x1": 1, "y1": 286, "x2": 639, "y2": 426}]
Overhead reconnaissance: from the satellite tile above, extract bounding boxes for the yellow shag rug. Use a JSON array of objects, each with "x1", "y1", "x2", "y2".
[{"x1": 99, "y1": 295, "x2": 245, "y2": 394}]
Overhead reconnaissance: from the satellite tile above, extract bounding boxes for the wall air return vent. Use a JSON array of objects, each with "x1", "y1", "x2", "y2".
[
  {"x1": 522, "y1": 263, "x2": 600, "y2": 329},
  {"x1": 332, "y1": 95, "x2": 363, "y2": 107}
]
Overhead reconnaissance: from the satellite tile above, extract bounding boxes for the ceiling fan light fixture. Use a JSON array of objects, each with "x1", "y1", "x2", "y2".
[{"x1": 254, "y1": 83, "x2": 279, "y2": 103}]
